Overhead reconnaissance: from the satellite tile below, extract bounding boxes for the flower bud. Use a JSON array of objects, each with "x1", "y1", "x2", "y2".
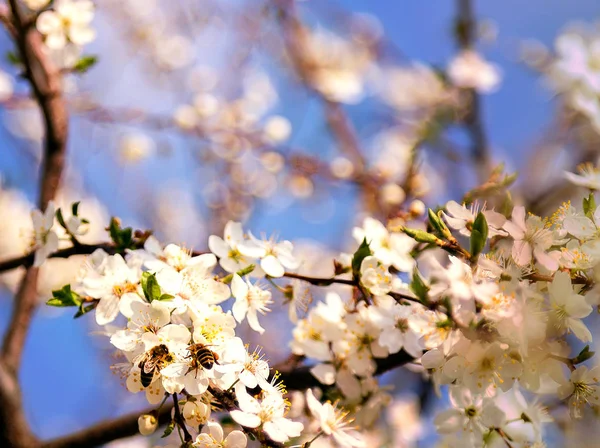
[
  {"x1": 138, "y1": 413, "x2": 158, "y2": 436},
  {"x1": 409, "y1": 199, "x2": 426, "y2": 217},
  {"x1": 173, "y1": 105, "x2": 198, "y2": 130},
  {"x1": 380, "y1": 183, "x2": 405, "y2": 205},
  {"x1": 263, "y1": 115, "x2": 292, "y2": 144},
  {"x1": 330, "y1": 156, "x2": 354, "y2": 179},
  {"x1": 183, "y1": 399, "x2": 211, "y2": 426}
]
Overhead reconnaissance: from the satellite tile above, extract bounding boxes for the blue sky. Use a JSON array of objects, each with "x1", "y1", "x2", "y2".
[{"x1": 1, "y1": 0, "x2": 600, "y2": 445}]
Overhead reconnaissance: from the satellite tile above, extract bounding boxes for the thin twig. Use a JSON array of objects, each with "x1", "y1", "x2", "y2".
[
  {"x1": 172, "y1": 393, "x2": 193, "y2": 444},
  {"x1": 455, "y1": 0, "x2": 491, "y2": 184}
]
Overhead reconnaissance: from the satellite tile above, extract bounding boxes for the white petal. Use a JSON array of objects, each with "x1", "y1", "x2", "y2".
[
  {"x1": 36, "y1": 11, "x2": 61, "y2": 34},
  {"x1": 230, "y1": 410, "x2": 261, "y2": 428},
  {"x1": 568, "y1": 318, "x2": 593, "y2": 342},
  {"x1": 110, "y1": 330, "x2": 139, "y2": 351},
  {"x1": 309, "y1": 363, "x2": 336, "y2": 386},
  {"x1": 232, "y1": 299, "x2": 248, "y2": 323},
  {"x1": 208, "y1": 235, "x2": 229, "y2": 257},
  {"x1": 263, "y1": 421, "x2": 289, "y2": 443},
  {"x1": 206, "y1": 421, "x2": 224, "y2": 441},
  {"x1": 246, "y1": 310, "x2": 265, "y2": 334},
  {"x1": 96, "y1": 295, "x2": 120, "y2": 325},
  {"x1": 224, "y1": 430, "x2": 247, "y2": 448},
  {"x1": 512, "y1": 240, "x2": 532, "y2": 266},
  {"x1": 231, "y1": 274, "x2": 248, "y2": 299},
  {"x1": 261, "y1": 255, "x2": 284, "y2": 277}
]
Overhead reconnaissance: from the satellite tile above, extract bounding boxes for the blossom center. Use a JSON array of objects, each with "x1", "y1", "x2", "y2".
[
  {"x1": 395, "y1": 318, "x2": 409, "y2": 333},
  {"x1": 465, "y1": 406, "x2": 477, "y2": 417},
  {"x1": 113, "y1": 282, "x2": 137, "y2": 298}
]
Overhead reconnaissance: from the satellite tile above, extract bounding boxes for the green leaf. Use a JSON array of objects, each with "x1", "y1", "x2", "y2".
[
  {"x1": 47, "y1": 284, "x2": 82, "y2": 307},
  {"x1": 470, "y1": 213, "x2": 488, "y2": 258},
  {"x1": 74, "y1": 302, "x2": 97, "y2": 318},
  {"x1": 573, "y1": 345, "x2": 595, "y2": 365},
  {"x1": 583, "y1": 193, "x2": 596, "y2": 219},
  {"x1": 161, "y1": 421, "x2": 175, "y2": 438},
  {"x1": 108, "y1": 217, "x2": 135, "y2": 251},
  {"x1": 158, "y1": 293, "x2": 174, "y2": 301},
  {"x1": 141, "y1": 272, "x2": 161, "y2": 302},
  {"x1": 55, "y1": 207, "x2": 67, "y2": 230},
  {"x1": 351, "y1": 238, "x2": 372, "y2": 276},
  {"x1": 6, "y1": 51, "x2": 20, "y2": 65},
  {"x1": 73, "y1": 55, "x2": 98, "y2": 73},
  {"x1": 71, "y1": 201, "x2": 80, "y2": 216},
  {"x1": 410, "y1": 268, "x2": 429, "y2": 302},
  {"x1": 219, "y1": 415, "x2": 234, "y2": 426}
]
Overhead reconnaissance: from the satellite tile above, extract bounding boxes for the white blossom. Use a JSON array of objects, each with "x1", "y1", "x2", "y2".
[
  {"x1": 37, "y1": 0, "x2": 95, "y2": 50},
  {"x1": 448, "y1": 50, "x2": 502, "y2": 93},
  {"x1": 547, "y1": 271, "x2": 593, "y2": 342},
  {"x1": 231, "y1": 386, "x2": 303, "y2": 443},
  {"x1": 305, "y1": 389, "x2": 365, "y2": 448},
  {"x1": 557, "y1": 365, "x2": 600, "y2": 419},
  {"x1": 194, "y1": 421, "x2": 247, "y2": 448},
  {"x1": 231, "y1": 274, "x2": 272, "y2": 334},
  {"x1": 31, "y1": 201, "x2": 59, "y2": 267}
]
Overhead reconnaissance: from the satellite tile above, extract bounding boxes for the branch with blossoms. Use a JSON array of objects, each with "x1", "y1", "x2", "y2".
[
  {"x1": 0, "y1": 0, "x2": 75, "y2": 446},
  {"x1": 3, "y1": 1, "x2": 600, "y2": 448},
  {"x1": 0, "y1": 155, "x2": 597, "y2": 447}
]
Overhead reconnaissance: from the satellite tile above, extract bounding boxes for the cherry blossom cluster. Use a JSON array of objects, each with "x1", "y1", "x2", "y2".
[
  {"x1": 73, "y1": 238, "x2": 306, "y2": 446},
  {"x1": 527, "y1": 23, "x2": 600, "y2": 134},
  {"x1": 287, "y1": 180, "x2": 600, "y2": 446},
  {"x1": 30, "y1": 0, "x2": 96, "y2": 69},
  {"x1": 36, "y1": 163, "x2": 600, "y2": 447},
  {"x1": 39, "y1": 213, "x2": 367, "y2": 447}
]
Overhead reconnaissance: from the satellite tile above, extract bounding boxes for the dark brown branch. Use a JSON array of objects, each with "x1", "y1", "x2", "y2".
[
  {"x1": 172, "y1": 393, "x2": 193, "y2": 445},
  {"x1": 2, "y1": 0, "x2": 68, "y2": 372},
  {"x1": 282, "y1": 271, "x2": 419, "y2": 304},
  {"x1": 323, "y1": 100, "x2": 366, "y2": 174},
  {"x1": 0, "y1": 360, "x2": 37, "y2": 447},
  {"x1": 41, "y1": 403, "x2": 174, "y2": 448},
  {"x1": 0, "y1": 1, "x2": 68, "y2": 446},
  {"x1": 282, "y1": 271, "x2": 355, "y2": 286},
  {"x1": 277, "y1": 349, "x2": 415, "y2": 390},
  {"x1": 524, "y1": 272, "x2": 592, "y2": 286},
  {"x1": 1, "y1": 268, "x2": 39, "y2": 374},
  {"x1": 0, "y1": 243, "x2": 119, "y2": 273}
]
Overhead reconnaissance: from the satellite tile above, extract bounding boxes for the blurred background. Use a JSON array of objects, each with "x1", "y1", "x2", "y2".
[{"x1": 1, "y1": 0, "x2": 600, "y2": 446}]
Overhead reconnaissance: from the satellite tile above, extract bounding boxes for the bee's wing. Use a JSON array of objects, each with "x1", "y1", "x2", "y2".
[
  {"x1": 143, "y1": 357, "x2": 160, "y2": 373},
  {"x1": 132, "y1": 352, "x2": 148, "y2": 368}
]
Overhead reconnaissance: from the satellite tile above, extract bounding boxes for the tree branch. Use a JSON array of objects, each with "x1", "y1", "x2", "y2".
[
  {"x1": 0, "y1": 360, "x2": 37, "y2": 447},
  {"x1": 0, "y1": 243, "x2": 120, "y2": 273},
  {"x1": 2, "y1": 0, "x2": 68, "y2": 373},
  {"x1": 172, "y1": 393, "x2": 193, "y2": 445},
  {"x1": 455, "y1": 0, "x2": 491, "y2": 184},
  {"x1": 0, "y1": 1, "x2": 68, "y2": 446},
  {"x1": 277, "y1": 349, "x2": 415, "y2": 390},
  {"x1": 40, "y1": 404, "x2": 174, "y2": 448}
]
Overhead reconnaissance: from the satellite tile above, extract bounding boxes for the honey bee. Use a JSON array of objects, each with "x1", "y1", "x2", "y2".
[
  {"x1": 186, "y1": 343, "x2": 219, "y2": 375},
  {"x1": 136, "y1": 344, "x2": 174, "y2": 388}
]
